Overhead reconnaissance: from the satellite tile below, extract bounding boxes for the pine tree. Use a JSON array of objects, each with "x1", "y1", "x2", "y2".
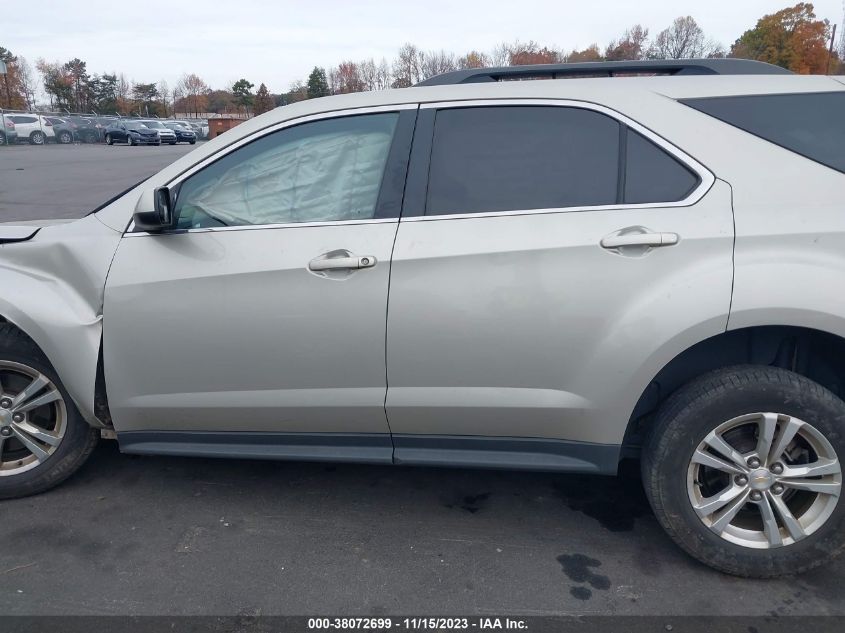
[
  {"x1": 306, "y1": 67, "x2": 330, "y2": 98},
  {"x1": 253, "y1": 83, "x2": 274, "y2": 115}
]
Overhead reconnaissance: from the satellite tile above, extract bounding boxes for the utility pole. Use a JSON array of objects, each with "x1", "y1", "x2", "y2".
[{"x1": 830, "y1": 23, "x2": 838, "y2": 74}]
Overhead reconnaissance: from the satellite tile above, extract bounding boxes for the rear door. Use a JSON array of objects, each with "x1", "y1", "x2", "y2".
[{"x1": 385, "y1": 101, "x2": 734, "y2": 471}]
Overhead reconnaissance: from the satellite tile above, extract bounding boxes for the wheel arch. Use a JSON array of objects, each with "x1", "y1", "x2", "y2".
[{"x1": 623, "y1": 325, "x2": 845, "y2": 458}]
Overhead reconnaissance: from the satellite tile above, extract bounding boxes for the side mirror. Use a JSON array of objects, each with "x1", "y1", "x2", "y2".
[{"x1": 133, "y1": 187, "x2": 176, "y2": 232}]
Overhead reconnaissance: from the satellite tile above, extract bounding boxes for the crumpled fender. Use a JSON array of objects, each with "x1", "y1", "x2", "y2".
[{"x1": 0, "y1": 215, "x2": 122, "y2": 427}]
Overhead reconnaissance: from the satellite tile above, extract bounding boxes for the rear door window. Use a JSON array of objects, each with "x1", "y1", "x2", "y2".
[
  {"x1": 681, "y1": 92, "x2": 845, "y2": 174},
  {"x1": 425, "y1": 106, "x2": 621, "y2": 215}
]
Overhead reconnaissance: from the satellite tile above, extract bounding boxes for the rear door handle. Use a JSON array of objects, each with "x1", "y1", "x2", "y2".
[
  {"x1": 308, "y1": 255, "x2": 377, "y2": 272},
  {"x1": 600, "y1": 232, "x2": 679, "y2": 249}
]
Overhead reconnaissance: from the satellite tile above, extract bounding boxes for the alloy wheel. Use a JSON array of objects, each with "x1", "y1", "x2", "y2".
[
  {"x1": 0, "y1": 361, "x2": 67, "y2": 476},
  {"x1": 30, "y1": 132, "x2": 44, "y2": 145},
  {"x1": 687, "y1": 412, "x2": 841, "y2": 548}
]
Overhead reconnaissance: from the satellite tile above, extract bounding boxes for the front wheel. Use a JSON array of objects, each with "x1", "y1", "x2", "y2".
[
  {"x1": 29, "y1": 131, "x2": 45, "y2": 145},
  {"x1": 105, "y1": 134, "x2": 113, "y2": 145},
  {"x1": 0, "y1": 324, "x2": 99, "y2": 499},
  {"x1": 58, "y1": 131, "x2": 73, "y2": 144},
  {"x1": 643, "y1": 366, "x2": 845, "y2": 577}
]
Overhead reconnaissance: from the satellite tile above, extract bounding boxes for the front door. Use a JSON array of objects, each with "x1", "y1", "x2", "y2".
[{"x1": 104, "y1": 107, "x2": 416, "y2": 461}]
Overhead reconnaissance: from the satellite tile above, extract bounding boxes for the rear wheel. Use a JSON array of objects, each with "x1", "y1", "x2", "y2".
[
  {"x1": 643, "y1": 366, "x2": 845, "y2": 577},
  {"x1": 29, "y1": 131, "x2": 45, "y2": 145},
  {"x1": 105, "y1": 134, "x2": 113, "y2": 145},
  {"x1": 58, "y1": 131, "x2": 73, "y2": 144},
  {"x1": 0, "y1": 325, "x2": 99, "y2": 499}
]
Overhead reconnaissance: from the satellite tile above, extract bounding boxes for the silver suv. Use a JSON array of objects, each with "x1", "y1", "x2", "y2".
[{"x1": 1, "y1": 59, "x2": 843, "y2": 578}]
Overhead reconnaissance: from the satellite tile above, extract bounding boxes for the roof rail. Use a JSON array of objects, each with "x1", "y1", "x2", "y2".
[{"x1": 416, "y1": 59, "x2": 791, "y2": 86}]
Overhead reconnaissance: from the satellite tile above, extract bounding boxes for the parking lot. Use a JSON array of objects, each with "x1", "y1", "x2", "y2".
[{"x1": 1, "y1": 143, "x2": 844, "y2": 617}]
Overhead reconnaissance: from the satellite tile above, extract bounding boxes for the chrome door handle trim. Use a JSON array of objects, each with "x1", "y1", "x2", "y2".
[
  {"x1": 308, "y1": 255, "x2": 377, "y2": 272},
  {"x1": 600, "y1": 232, "x2": 679, "y2": 249}
]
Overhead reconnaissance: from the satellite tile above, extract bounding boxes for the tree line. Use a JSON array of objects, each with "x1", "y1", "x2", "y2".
[{"x1": 1, "y1": 3, "x2": 841, "y2": 117}]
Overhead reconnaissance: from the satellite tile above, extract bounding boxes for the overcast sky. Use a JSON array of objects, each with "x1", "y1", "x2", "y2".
[{"x1": 6, "y1": 0, "x2": 844, "y2": 94}]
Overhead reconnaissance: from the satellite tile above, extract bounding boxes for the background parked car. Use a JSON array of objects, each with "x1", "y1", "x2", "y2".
[
  {"x1": 104, "y1": 120, "x2": 160, "y2": 145},
  {"x1": 163, "y1": 121, "x2": 197, "y2": 144},
  {"x1": 0, "y1": 116, "x2": 18, "y2": 145},
  {"x1": 63, "y1": 115, "x2": 101, "y2": 143},
  {"x1": 139, "y1": 120, "x2": 177, "y2": 144},
  {"x1": 4, "y1": 114, "x2": 55, "y2": 145},
  {"x1": 43, "y1": 117, "x2": 76, "y2": 144}
]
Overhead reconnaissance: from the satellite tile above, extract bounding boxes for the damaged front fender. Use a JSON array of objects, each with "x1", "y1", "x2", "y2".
[{"x1": 0, "y1": 215, "x2": 122, "y2": 427}]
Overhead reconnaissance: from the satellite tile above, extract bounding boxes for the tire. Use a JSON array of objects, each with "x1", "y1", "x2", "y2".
[
  {"x1": 189, "y1": 140, "x2": 196, "y2": 145},
  {"x1": 129, "y1": 138, "x2": 137, "y2": 146},
  {"x1": 168, "y1": 141, "x2": 176, "y2": 145},
  {"x1": 29, "y1": 131, "x2": 45, "y2": 146},
  {"x1": 58, "y1": 131, "x2": 73, "y2": 144},
  {"x1": 155, "y1": 141, "x2": 161, "y2": 146},
  {"x1": 105, "y1": 134, "x2": 113, "y2": 146},
  {"x1": 643, "y1": 365, "x2": 845, "y2": 577},
  {"x1": 0, "y1": 324, "x2": 99, "y2": 500}
]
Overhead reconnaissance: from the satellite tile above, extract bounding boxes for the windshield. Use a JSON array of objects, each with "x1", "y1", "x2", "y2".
[
  {"x1": 125, "y1": 121, "x2": 149, "y2": 130},
  {"x1": 142, "y1": 121, "x2": 167, "y2": 129}
]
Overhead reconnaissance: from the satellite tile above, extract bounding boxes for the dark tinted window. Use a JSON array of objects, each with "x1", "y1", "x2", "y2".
[
  {"x1": 624, "y1": 130, "x2": 699, "y2": 204},
  {"x1": 426, "y1": 106, "x2": 620, "y2": 214},
  {"x1": 681, "y1": 92, "x2": 845, "y2": 173}
]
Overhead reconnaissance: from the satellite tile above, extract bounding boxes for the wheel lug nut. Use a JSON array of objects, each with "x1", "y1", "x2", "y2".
[
  {"x1": 11, "y1": 413, "x2": 23, "y2": 423},
  {"x1": 750, "y1": 490, "x2": 763, "y2": 501},
  {"x1": 0, "y1": 428, "x2": 11, "y2": 437},
  {"x1": 735, "y1": 475, "x2": 748, "y2": 486},
  {"x1": 772, "y1": 484, "x2": 785, "y2": 495},
  {"x1": 0, "y1": 399, "x2": 11, "y2": 409},
  {"x1": 770, "y1": 463, "x2": 784, "y2": 475},
  {"x1": 747, "y1": 457, "x2": 761, "y2": 469}
]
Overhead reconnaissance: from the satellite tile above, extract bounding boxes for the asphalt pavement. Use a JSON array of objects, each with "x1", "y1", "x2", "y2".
[
  {"x1": 0, "y1": 143, "x2": 843, "y2": 617},
  {"x1": 0, "y1": 143, "x2": 198, "y2": 222}
]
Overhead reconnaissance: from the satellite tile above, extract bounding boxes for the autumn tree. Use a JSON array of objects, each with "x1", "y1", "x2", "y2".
[
  {"x1": 17, "y1": 56, "x2": 37, "y2": 110},
  {"x1": 331, "y1": 61, "x2": 366, "y2": 93},
  {"x1": 64, "y1": 58, "x2": 90, "y2": 111},
  {"x1": 282, "y1": 80, "x2": 309, "y2": 105},
  {"x1": 564, "y1": 45, "x2": 604, "y2": 63},
  {"x1": 253, "y1": 83, "x2": 274, "y2": 115},
  {"x1": 36, "y1": 59, "x2": 73, "y2": 110},
  {"x1": 458, "y1": 51, "x2": 489, "y2": 69},
  {"x1": 508, "y1": 41, "x2": 560, "y2": 66},
  {"x1": 206, "y1": 90, "x2": 236, "y2": 114},
  {"x1": 392, "y1": 43, "x2": 424, "y2": 87},
  {"x1": 420, "y1": 50, "x2": 457, "y2": 79},
  {"x1": 650, "y1": 16, "x2": 723, "y2": 59},
  {"x1": 158, "y1": 79, "x2": 171, "y2": 116},
  {"x1": 176, "y1": 73, "x2": 210, "y2": 116},
  {"x1": 605, "y1": 25, "x2": 650, "y2": 61},
  {"x1": 0, "y1": 48, "x2": 27, "y2": 109},
  {"x1": 306, "y1": 67, "x2": 330, "y2": 98},
  {"x1": 730, "y1": 3, "x2": 836, "y2": 74}
]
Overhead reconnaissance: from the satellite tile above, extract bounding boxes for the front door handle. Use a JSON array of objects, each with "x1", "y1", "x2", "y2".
[
  {"x1": 308, "y1": 254, "x2": 377, "y2": 272},
  {"x1": 600, "y1": 231, "x2": 679, "y2": 250}
]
